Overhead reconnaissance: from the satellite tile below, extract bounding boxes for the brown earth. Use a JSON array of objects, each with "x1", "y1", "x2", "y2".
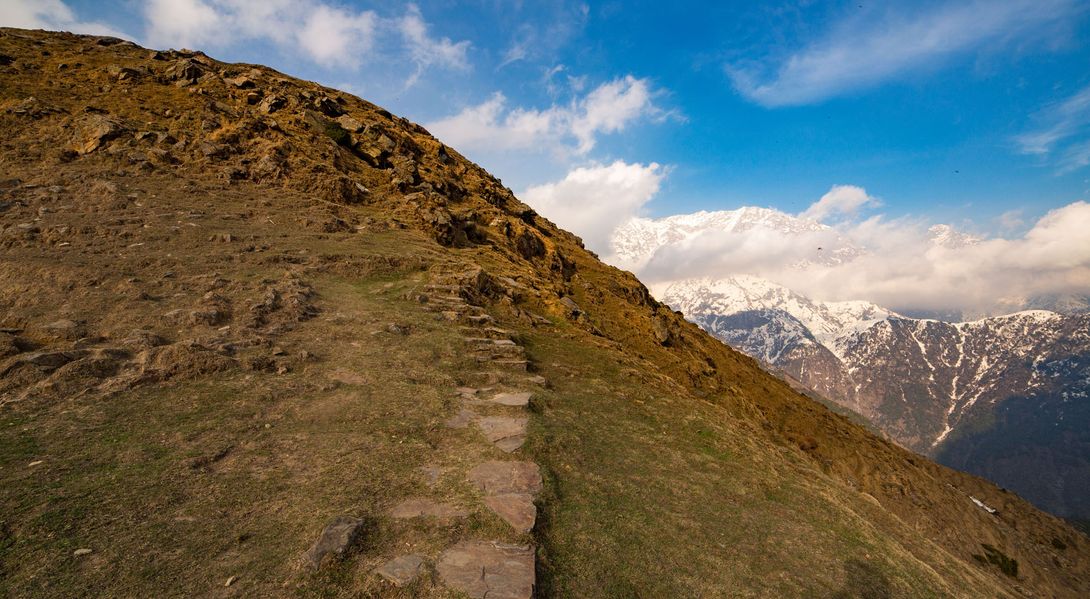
[{"x1": 0, "y1": 28, "x2": 1088, "y2": 598}]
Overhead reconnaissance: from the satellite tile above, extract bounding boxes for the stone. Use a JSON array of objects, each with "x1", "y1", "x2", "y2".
[
  {"x1": 389, "y1": 498, "x2": 467, "y2": 522},
  {"x1": 304, "y1": 515, "x2": 366, "y2": 569},
  {"x1": 490, "y1": 392, "x2": 531, "y2": 407},
  {"x1": 72, "y1": 113, "x2": 126, "y2": 154},
  {"x1": 258, "y1": 94, "x2": 285, "y2": 114},
  {"x1": 376, "y1": 554, "x2": 424, "y2": 587},
  {"x1": 73, "y1": 548, "x2": 92, "y2": 556},
  {"x1": 526, "y1": 375, "x2": 547, "y2": 386},
  {"x1": 467, "y1": 461, "x2": 542, "y2": 496},
  {"x1": 335, "y1": 114, "x2": 364, "y2": 133},
  {"x1": 444, "y1": 407, "x2": 476, "y2": 429},
  {"x1": 455, "y1": 386, "x2": 478, "y2": 397},
  {"x1": 483, "y1": 494, "x2": 536, "y2": 533},
  {"x1": 224, "y1": 75, "x2": 254, "y2": 89},
  {"x1": 436, "y1": 541, "x2": 534, "y2": 599},
  {"x1": 476, "y1": 417, "x2": 527, "y2": 452}
]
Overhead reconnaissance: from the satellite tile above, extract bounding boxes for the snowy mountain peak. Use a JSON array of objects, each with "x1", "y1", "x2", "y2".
[
  {"x1": 928, "y1": 224, "x2": 980, "y2": 249},
  {"x1": 661, "y1": 276, "x2": 894, "y2": 358},
  {"x1": 609, "y1": 206, "x2": 864, "y2": 270}
]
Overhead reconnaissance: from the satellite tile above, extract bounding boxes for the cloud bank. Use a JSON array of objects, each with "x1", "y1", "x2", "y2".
[
  {"x1": 728, "y1": 0, "x2": 1080, "y2": 107},
  {"x1": 520, "y1": 161, "x2": 664, "y2": 254}
]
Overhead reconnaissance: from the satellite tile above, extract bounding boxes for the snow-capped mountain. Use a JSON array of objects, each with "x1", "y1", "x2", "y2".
[
  {"x1": 610, "y1": 207, "x2": 864, "y2": 271},
  {"x1": 617, "y1": 207, "x2": 1090, "y2": 523}
]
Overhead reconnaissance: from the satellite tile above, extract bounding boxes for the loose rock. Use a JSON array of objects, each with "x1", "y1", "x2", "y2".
[{"x1": 304, "y1": 515, "x2": 366, "y2": 569}]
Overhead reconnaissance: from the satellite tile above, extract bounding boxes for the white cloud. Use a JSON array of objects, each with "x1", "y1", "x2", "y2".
[
  {"x1": 520, "y1": 161, "x2": 664, "y2": 254},
  {"x1": 800, "y1": 185, "x2": 880, "y2": 222},
  {"x1": 145, "y1": 0, "x2": 223, "y2": 49},
  {"x1": 0, "y1": 0, "x2": 128, "y2": 38},
  {"x1": 139, "y1": 1, "x2": 464, "y2": 77},
  {"x1": 397, "y1": 4, "x2": 470, "y2": 87},
  {"x1": 728, "y1": 0, "x2": 1080, "y2": 107},
  {"x1": 428, "y1": 76, "x2": 660, "y2": 157},
  {"x1": 1017, "y1": 84, "x2": 1090, "y2": 173},
  {"x1": 296, "y1": 4, "x2": 376, "y2": 68}
]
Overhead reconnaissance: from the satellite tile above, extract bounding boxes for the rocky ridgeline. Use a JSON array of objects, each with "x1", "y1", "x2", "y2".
[{"x1": 302, "y1": 264, "x2": 545, "y2": 597}]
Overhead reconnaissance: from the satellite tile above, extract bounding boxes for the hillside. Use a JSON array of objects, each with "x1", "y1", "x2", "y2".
[
  {"x1": 660, "y1": 274, "x2": 1090, "y2": 525},
  {"x1": 1, "y1": 28, "x2": 1088, "y2": 598}
]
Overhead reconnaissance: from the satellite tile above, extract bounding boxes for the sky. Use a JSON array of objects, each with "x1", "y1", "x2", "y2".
[{"x1": 4, "y1": 0, "x2": 1090, "y2": 313}]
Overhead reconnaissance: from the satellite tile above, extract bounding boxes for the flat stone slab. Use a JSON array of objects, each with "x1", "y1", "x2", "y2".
[
  {"x1": 490, "y1": 392, "x2": 531, "y2": 407},
  {"x1": 304, "y1": 515, "x2": 366, "y2": 569},
  {"x1": 468, "y1": 461, "x2": 542, "y2": 496},
  {"x1": 390, "y1": 498, "x2": 468, "y2": 522},
  {"x1": 444, "y1": 407, "x2": 476, "y2": 429},
  {"x1": 484, "y1": 493, "x2": 536, "y2": 533},
  {"x1": 476, "y1": 416, "x2": 527, "y2": 452},
  {"x1": 436, "y1": 541, "x2": 535, "y2": 599},
  {"x1": 376, "y1": 554, "x2": 425, "y2": 587},
  {"x1": 455, "y1": 386, "x2": 478, "y2": 396}
]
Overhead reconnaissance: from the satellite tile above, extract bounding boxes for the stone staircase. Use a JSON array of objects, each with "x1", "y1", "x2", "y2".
[{"x1": 372, "y1": 264, "x2": 544, "y2": 597}]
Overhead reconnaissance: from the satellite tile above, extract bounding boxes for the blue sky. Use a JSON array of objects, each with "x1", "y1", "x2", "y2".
[{"x1": 6, "y1": 0, "x2": 1090, "y2": 235}]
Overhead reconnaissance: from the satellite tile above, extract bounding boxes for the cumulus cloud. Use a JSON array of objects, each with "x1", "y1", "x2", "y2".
[
  {"x1": 799, "y1": 185, "x2": 879, "y2": 222},
  {"x1": 520, "y1": 161, "x2": 664, "y2": 254},
  {"x1": 0, "y1": 0, "x2": 128, "y2": 38},
  {"x1": 728, "y1": 0, "x2": 1080, "y2": 107},
  {"x1": 428, "y1": 76, "x2": 660, "y2": 157},
  {"x1": 140, "y1": 1, "x2": 464, "y2": 76}
]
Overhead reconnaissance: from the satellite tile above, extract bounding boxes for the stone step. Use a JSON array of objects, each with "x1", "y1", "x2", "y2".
[
  {"x1": 490, "y1": 392, "x2": 531, "y2": 407},
  {"x1": 463, "y1": 314, "x2": 495, "y2": 326},
  {"x1": 460, "y1": 326, "x2": 513, "y2": 340},
  {"x1": 483, "y1": 493, "x2": 536, "y2": 533},
  {"x1": 473, "y1": 345, "x2": 526, "y2": 359},
  {"x1": 476, "y1": 416, "x2": 528, "y2": 453},
  {"x1": 375, "y1": 554, "x2": 425, "y2": 587},
  {"x1": 467, "y1": 461, "x2": 542, "y2": 495},
  {"x1": 490, "y1": 359, "x2": 528, "y2": 372},
  {"x1": 437, "y1": 541, "x2": 534, "y2": 599}
]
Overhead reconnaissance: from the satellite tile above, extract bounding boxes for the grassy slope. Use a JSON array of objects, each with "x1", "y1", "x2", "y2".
[{"x1": 0, "y1": 28, "x2": 1088, "y2": 598}]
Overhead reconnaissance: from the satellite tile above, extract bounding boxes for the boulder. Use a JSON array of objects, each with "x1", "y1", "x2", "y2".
[{"x1": 72, "y1": 114, "x2": 126, "y2": 155}]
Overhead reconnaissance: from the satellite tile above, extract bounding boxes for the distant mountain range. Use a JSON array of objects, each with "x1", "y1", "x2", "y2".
[{"x1": 613, "y1": 208, "x2": 1090, "y2": 524}]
